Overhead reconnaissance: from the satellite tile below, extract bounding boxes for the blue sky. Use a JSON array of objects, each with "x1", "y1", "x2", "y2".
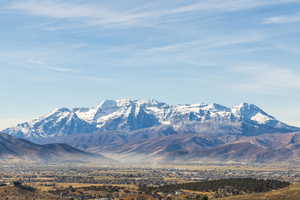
[{"x1": 1, "y1": 0, "x2": 300, "y2": 129}]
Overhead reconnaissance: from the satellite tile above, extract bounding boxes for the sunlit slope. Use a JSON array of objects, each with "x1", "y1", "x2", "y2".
[
  {"x1": 222, "y1": 182, "x2": 300, "y2": 200},
  {"x1": 0, "y1": 186, "x2": 60, "y2": 200}
]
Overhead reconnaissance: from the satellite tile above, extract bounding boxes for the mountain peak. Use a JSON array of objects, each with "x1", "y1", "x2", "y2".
[
  {"x1": 232, "y1": 102, "x2": 267, "y2": 114},
  {"x1": 231, "y1": 103, "x2": 275, "y2": 125},
  {"x1": 55, "y1": 107, "x2": 72, "y2": 112},
  {"x1": 234, "y1": 102, "x2": 259, "y2": 109},
  {"x1": 97, "y1": 99, "x2": 118, "y2": 110},
  {"x1": 202, "y1": 103, "x2": 231, "y2": 112}
]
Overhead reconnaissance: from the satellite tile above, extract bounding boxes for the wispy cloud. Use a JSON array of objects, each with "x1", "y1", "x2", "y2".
[
  {"x1": 9, "y1": 1, "x2": 112, "y2": 19},
  {"x1": 142, "y1": 33, "x2": 265, "y2": 54},
  {"x1": 27, "y1": 59, "x2": 77, "y2": 73},
  {"x1": 8, "y1": 0, "x2": 156, "y2": 28},
  {"x1": 0, "y1": 118, "x2": 26, "y2": 129},
  {"x1": 167, "y1": 0, "x2": 300, "y2": 14},
  {"x1": 263, "y1": 13, "x2": 300, "y2": 24},
  {"x1": 46, "y1": 66, "x2": 77, "y2": 73},
  {"x1": 290, "y1": 122, "x2": 300, "y2": 127},
  {"x1": 232, "y1": 64, "x2": 300, "y2": 91},
  {"x1": 6, "y1": 0, "x2": 300, "y2": 29}
]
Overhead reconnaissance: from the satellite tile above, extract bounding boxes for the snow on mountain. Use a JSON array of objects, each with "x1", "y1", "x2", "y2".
[
  {"x1": 74, "y1": 99, "x2": 164, "y2": 130},
  {"x1": 232, "y1": 103, "x2": 274, "y2": 122},
  {"x1": 4, "y1": 107, "x2": 96, "y2": 137},
  {"x1": 231, "y1": 103, "x2": 291, "y2": 129},
  {"x1": 2, "y1": 99, "x2": 299, "y2": 138}
]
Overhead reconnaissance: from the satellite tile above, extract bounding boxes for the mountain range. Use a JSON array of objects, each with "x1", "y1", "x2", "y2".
[
  {"x1": 3, "y1": 99, "x2": 298, "y2": 138},
  {"x1": 2, "y1": 99, "x2": 300, "y2": 163}
]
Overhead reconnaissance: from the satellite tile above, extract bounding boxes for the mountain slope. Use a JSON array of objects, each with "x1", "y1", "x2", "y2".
[
  {"x1": 0, "y1": 133, "x2": 105, "y2": 162},
  {"x1": 29, "y1": 128, "x2": 300, "y2": 163},
  {"x1": 3, "y1": 99, "x2": 299, "y2": 138},
  {"x1": 222, "y1": 182, "x2": 300, "y2": 200},
  {"x1": 0, "y1": 185, "x2": 62, "y2": 200}
]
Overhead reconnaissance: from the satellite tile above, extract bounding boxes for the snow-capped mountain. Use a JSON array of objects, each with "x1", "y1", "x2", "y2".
[
  {"x1": 4, "y1": 107, "x2": 96, "y2": 138},
  {"x1": 3, "y1": 99, "x2": 299, "y2": 138}
]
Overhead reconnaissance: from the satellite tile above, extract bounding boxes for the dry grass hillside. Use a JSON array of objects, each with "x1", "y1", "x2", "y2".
[
  {"x1": 221, "y1": 182, "x2": 300, "y2": 200},
  {"x1": 0, "y1": 185, "x2": 61, "y2": 200}
]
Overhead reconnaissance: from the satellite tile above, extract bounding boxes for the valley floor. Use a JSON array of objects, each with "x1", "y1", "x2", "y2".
[{"x1": 0, "y1": 164, "x2": 300, "y2": 199}]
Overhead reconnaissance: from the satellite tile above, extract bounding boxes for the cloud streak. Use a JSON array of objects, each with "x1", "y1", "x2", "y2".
[
  {"x1": 26, "y1": 59, "x2": 78, "y2": 73},
  {"x1": 167, "y1": 0, "x2": 300, "y2": 14},
  {"x1": 232, "y1": 64, "x2": 300, "y2": 91},
  {"x1": 142, "y1": 33, "x2": 265, "y2": 54},
  {"x1": 7, "y1": 0, "x2": 300, "y2": 29},
  {"x1": 263, "y1": 13, "x2": 300, "y2": 24},
  {"x1": 0, "y1": 118, "x2": 28, "y2": 129}
]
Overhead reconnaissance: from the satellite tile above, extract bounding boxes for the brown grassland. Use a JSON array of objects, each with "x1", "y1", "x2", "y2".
[
  {"x1": 221, "y1": 182, "x2": 300, "y2": 200},
  {"x1": 0, "y1": 185, "x2": 60, "y2": 200}
]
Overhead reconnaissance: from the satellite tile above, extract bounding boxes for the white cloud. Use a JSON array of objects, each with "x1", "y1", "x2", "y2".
[
  {"x1": 263, "y1": 13, "x2": 300, "y2": 24},
  {"x1": 6, "y1": 0, "x2": 300, "y2": 28},
  {"x1": 46, "y1": 66, "x2": 76, "y2": 73},
  {"x1": 167, "y1": 0, "x2": 299, "y2": 14},
  {"x1": 142, "y1": 33, "x2": 265, "y2": 54},
  {"x1": 9, "y1": 1, "x2": 111, "y2": 19},
  {"x1": 289, "y1": 121, "x2": 300, "y2": 127},
  {"x1": 26, "y1": 59, "x2": 78, "y2": 73},
  {"x1": 8, "y1": 0, "x2": 144, "y2": 27},
  {"x1": 232, "y1": 64, "x2": 300, "y2": 90},
  {"x1": 0, "y1": 118, "x2": 25, "y2": 130}
]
